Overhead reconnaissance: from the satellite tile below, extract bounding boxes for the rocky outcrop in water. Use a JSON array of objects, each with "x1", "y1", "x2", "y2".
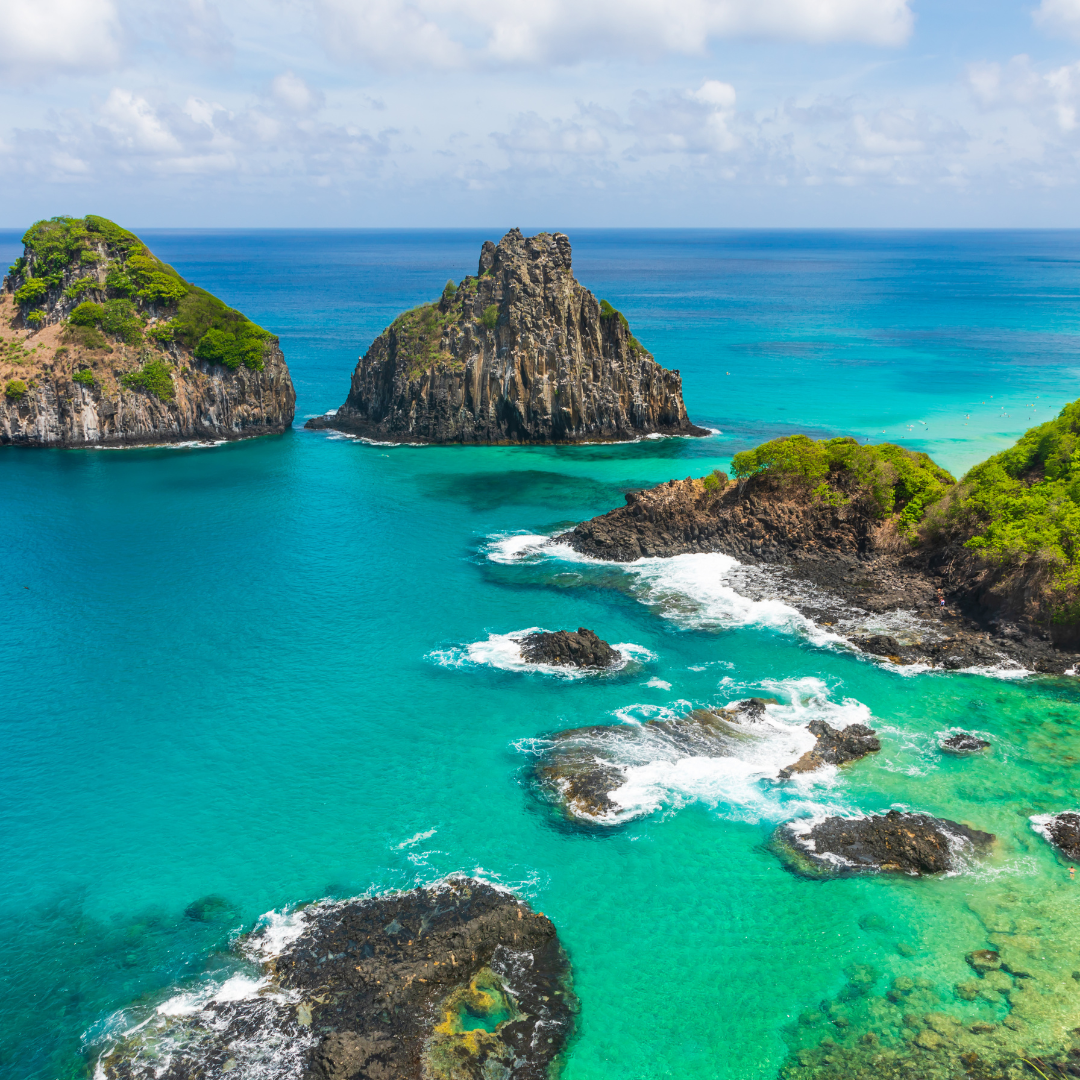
[
  {"x1": 305, "y1": 229, "x2": 707, "y2": 444},
  {"x1": 1031, "y1": 812, "x2": 1080, "y2": 861},
  {"x1": 517, "y1": 628, "x2": 620, "y2": 669},
  {"x1": 778, "y1": 719, "x2": 881, "y2": 779},
  {"x1": 1, "y1": 216, "x2": 294, "y2": 447},
  {"x1": 100, "y1": 878, "x2": 575, "y2": 1080},
  {"x1": 534, "y1": 705, "x2": 762, "y2": 821},
  {"x1": 775, "y1": 809, "x2": 995, "y2": 876},
  {"x1": 557, "y1": 471, "x2": 1080, "y2": 674},
  {"x1": 940, "y1": 732, "x2": 992, "y2": 754}
]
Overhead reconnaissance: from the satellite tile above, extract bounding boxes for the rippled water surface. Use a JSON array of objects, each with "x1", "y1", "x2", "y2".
[{"x1": 2, "y1": 229, "x2": 1080, "y2": 1080}]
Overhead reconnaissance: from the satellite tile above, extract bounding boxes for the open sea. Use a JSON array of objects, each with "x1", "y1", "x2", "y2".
[{"x1": 2, "y1": 229, "x2": 1080, "y2": 1080}]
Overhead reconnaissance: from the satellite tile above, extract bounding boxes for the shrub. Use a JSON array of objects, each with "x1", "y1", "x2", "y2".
[
  {"x1": 481, "y1": 304, "x2": 498, "y2": 329},
  {"x1": 147, "y1": 323, "x2": 176, "y2": 344},
  {"x1": 65, "y1": 278, "x2": 100, "y2": 299},
  {"x1": 121, "y1": 360, "x2": 175, "y2": 401},
  {"x1": 732, "y1": 434, "x2": 954, "y2": 525},
  {"x1": 64, "y1": 325, "x2": 110, "y2": 351},
  {"x1": 80, "y1": 250, "x2": 101, "y2": 265},
  {"x1": 26, "y1": 309, "x2": 46, "y2": 328},
  {"x1": 5, "y1": 378, "x2": 28, "y2": 399},
  {"x1": 8, "y1": 256, "x2": 26, "y2": 277},
  {"x1": 70, "y1": 301, "x2": 105, "y2": 326},
  {"x1": 193, "y1": 324, "x2": 268, "y2": 371},
  {"x1": 702, "y1": 469, "x2": 728, "y2": 495},
  {"x1": 14, "y1": 278, "x2": 48, "y2": 306},
  {"x1": 443, "y1": 279, "x2": 457, "y2": 299},
  {"x1": 72, "y1": 369, "x2": 95, "y2": 386},
  {"x1": 105, "y1": 266, "x2": 135, "y2": 297},
  {"x1": 21, "y1": 217, "x2": 87, "y2": 276},
  {"x1": 125, "y1": 251, "x2": 188, "y2": 304},
  {"x1": 101, "y1": 299, "x2": 144, "y2": 344}
]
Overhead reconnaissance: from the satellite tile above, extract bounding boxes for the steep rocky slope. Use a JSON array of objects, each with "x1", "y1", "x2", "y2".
[
  {"x1": 1, "y1": 215, "x2": 295, "y2": 447},
  {"x1": 306, "y1": 228, "x2": 707, "y2": 444}
]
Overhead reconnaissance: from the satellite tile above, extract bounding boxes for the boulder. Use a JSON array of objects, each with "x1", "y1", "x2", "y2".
[
  {"x1": 1031, "y1": 811, "x2": 1080, "y2": 861},
  {"x1": 779, "y1": 719, "x2": 881, "y2": 778},
  {"x1": 774, "y1": 809, "x2": 995, "y2": 876},
  {"x1": 517, "y1": 628, "x2": 620, "y2": 669},
  {"x1": 940, "y1": 732, "x2": 991, "y2": 754}
]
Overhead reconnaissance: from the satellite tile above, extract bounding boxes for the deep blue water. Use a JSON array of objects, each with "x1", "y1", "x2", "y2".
[{"x1": 2, "y1": 229, "x2": 1080, "y2": 1080}]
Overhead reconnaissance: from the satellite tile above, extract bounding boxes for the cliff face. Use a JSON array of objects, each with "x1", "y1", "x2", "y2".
[
  {"x1": 1, "y1": 216, "x2": 295, "y2": 447},
  {"x1": 307, "y1": 228, "x2": 707, "y2": 444}
]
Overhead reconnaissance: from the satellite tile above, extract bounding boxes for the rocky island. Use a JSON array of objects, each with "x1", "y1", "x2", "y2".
[
  {"x1": 1, "y1": 215, "x2": 295, "y2": 446},
  {"x1": 100, "y1": 878, "x2": 576, "y2": 1080},
  {"x1": 559, "y1": 413, "x2": 1080, "y2": 672},
  {"x1": 306, "y1": 229, "x2": 707, "y2": 444}
]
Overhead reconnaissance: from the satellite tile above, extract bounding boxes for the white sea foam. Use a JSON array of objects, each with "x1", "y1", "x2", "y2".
[
  {"x1": 539, "y1": 676, "x2": 867, "y2": 826},
  {"x1": 396, "y1": 828, "x2": 438, "y2": 849},
  {"x1": 430, "y1": 628, "x2": 655, "y2": 679},
  {"x1": 646, "y1": 677, "x2": 672, "y2": 689}
]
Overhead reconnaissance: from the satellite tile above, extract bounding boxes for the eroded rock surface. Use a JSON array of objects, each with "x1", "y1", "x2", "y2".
[
  {"x1": 1031, "y1": 811, "x2": 1080, "y2": 861},
  {"x1": 99, "y1": 878, "x2": 575, "y2": 1080},
  {"x1": 779, "y1": 719, "x2": 881, "y2": 779},
  {"x1": 306, "y1": 229, "x2": 707, "y2": 444},
  {"x1": 517, "y1": 628, "x2": 620, "y2": 669},
  {"x1": 775, "y1": 809, "x2": 995, "y2": 876}
]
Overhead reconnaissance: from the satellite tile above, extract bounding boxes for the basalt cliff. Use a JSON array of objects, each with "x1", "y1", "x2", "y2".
[
  {"x1": 1, "y1": 215, "x2": 295, "y2": 447},
  {"x1": 559, "y1": 427, "x2": 1080, "y2": 673},
  {"x1": 306, "y1": 228, "x2": 707, "y2": 444}
]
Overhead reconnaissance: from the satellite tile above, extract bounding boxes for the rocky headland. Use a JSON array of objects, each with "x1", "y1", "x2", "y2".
[
  {"x1": 1, "y1": 215, "x2": 295, "y2": 447},
  {"x1": 306, "y1": 229, "x2": 707, "y2": 444},
  {"x1": 774, "y1": 810, "x2": 995, "y2": 877},
  {"x1": 558, "y1": 427, "x2": 1080, "y2": 673},
  {"x1": 517, "y1": 628, "x2": 620, "y2": 669},
  {"x1": 100, "y1": 877, "x2": 575, "y2": 1080}
]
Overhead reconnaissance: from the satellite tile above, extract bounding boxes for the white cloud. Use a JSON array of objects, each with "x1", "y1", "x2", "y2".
[
  {"x1": 314, "y1": 0, "x2": 913, "y2": 69},
  {"x1": 271, "y1": 72, "x2": 324, "y2": 113},
  {"x1": 1033, "y1": 0, "x2": 1080, "y2": 41},
  {"x1": 966, "y1": 54, "x2": 1080, "y2": 133},
  {"x1": 101, "y1": 89, "x2": 183, "y2": 153},
  {"x1": 0, "y1": 0, "x2": 122, "y2": 76}
]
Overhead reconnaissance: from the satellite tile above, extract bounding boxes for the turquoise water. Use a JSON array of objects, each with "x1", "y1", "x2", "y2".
[{"x1": 3, "y1": 230, "x2": 1080, "y2": 1080}]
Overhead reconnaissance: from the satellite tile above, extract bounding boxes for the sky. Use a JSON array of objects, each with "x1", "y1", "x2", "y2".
[{"x1": 1, "y1": 0, "x2": 1080, "y2": 227}]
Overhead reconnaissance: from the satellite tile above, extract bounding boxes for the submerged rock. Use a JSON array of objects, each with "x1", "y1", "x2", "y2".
[
  {"x1": 940, "y1": 732, "x2": 992, "y2": 754},
  {"x1": 774, "y1": 809, "x2": 995, "y2": 876},
  {"x1": 99, "y1": 878, "x2": 576, "y2": 1080},
  {"x1": 1031, "y1": 811, "x2": 1080, "y2": 862},
  {"x1": 306, "y1": 228, "x2": 707, "y2": 444},
  {"x1": 779, "y1": 719, "x2": 881, "y2": 778},
  {"x1": 517, "y1": 628, "x2": 620, "y2": 669},
  {"x1": 534, "y1": 706, "x2": 755, "y2": 821}
]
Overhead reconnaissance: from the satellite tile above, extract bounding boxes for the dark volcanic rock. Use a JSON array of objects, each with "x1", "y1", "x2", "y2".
[
  {"x1": 940, "y1": 732, "x2": 992, "y2": 754},
  {"x1": 725, "y1": 697, "x2": 780, "y2": 720},
  {"x1": 556, "y1": 473, "x2": 1080, "y2": 674},
  {"x1": 778, "y1": 719, "x2": 881, "y2": 778},
  {"x1": 517, "y1": 627, "x2": 620, "y2": 669},
  {"x1": 1032, "y1": 811, "x2": 1080, "y2": 861},
  {"x1": 775, "y1": 809, "x2": 995, "y2": 876},
  {"x1": 305, "y1": 229, "x2": 708, "y2": 444},
  {"x1": 100, "y1": 878, "x2": 576, "y2": 1080},
  {"x1": 534, "y1": 706, "x2": 756, "y2": 821}
]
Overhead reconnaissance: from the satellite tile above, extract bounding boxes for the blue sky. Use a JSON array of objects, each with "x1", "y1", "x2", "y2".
[{"x1": 1, "y1": 0, "x2": 1079, "y2": 226}]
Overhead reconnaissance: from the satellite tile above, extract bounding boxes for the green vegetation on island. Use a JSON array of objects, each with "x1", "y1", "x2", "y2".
[
  {"x1": 731, "y1": 434, "x2": 955, "y2": 530},
  {"x1": 8, "y1": 216, "x2": 274, "y2": 374}
]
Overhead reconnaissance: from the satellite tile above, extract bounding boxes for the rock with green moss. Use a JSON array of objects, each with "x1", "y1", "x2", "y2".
[
  {"x1": 307, "y1": 228, "x2": 708, "y2": 444},
  {"x1": 1, "y1": 215, "x2": 295, "y2": 447},
  {"x1": 98, "y1": 877, "x2": 575, "y2": 1080}
]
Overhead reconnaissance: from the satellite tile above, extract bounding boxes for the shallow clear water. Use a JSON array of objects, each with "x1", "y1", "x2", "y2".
[{"x1": 2, "y1": 229, "x2": 1080, "y2": 1080}]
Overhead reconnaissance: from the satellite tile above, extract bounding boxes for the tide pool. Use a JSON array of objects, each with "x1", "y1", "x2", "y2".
[{"x1": 2, "y1": 229, "x2": 1080, "y2": 1080}]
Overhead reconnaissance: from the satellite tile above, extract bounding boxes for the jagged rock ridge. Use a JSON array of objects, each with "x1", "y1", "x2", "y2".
[
  {"x1": 306, "y1": 228, "x2": 708, "y2": 444},
  {"x1": 1, "y1": 215, "x2": 295, "y2": 447}
]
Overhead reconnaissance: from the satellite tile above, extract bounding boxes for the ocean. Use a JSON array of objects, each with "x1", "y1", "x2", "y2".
[{"x1": 2, "y1": 228, "x2": 1080, "y2": 1080}]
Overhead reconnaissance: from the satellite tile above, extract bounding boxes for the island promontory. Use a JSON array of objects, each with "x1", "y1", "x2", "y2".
[
  {"x1": 1, "y1": 215, "x2": 295, "y2": 447},
  {"x1": 306, "y1": 228, "x2": 707, "y2": 443}
]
